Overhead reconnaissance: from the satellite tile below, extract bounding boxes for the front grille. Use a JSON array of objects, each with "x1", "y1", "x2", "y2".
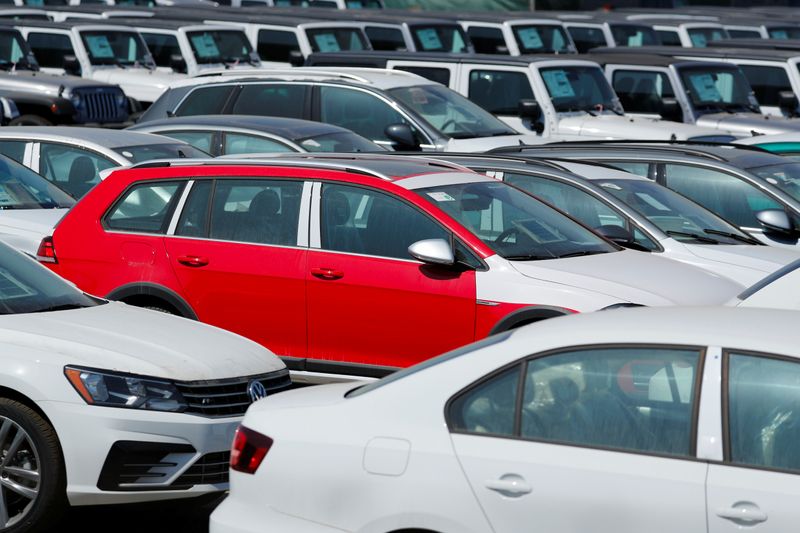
[
  {"x1": 175, "y1": 369, "x2": 291, "y2": 417},
  {"x1": 173, "y1": 452, "x2": 230, "y2": 487},
  {"x1": 73, "y1": 87, "x2": 128, "y2": 124}
]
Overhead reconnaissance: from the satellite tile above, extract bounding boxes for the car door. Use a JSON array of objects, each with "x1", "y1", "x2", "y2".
[
  {"x1": 449, "y1": 345, "x2": 709, "y2": 533},
  {"x1": 34, "y1": 142, "x2": 117, "y2": 199},
  {"x1": 162, "y1": 177, "x2": 309, "y2": 359},
  {"x1": 305, "y1": 181, "x2": 476, "y2": 370},
  {"x1": 707, "y1": 350, "x2": 800, "y2": 532}
]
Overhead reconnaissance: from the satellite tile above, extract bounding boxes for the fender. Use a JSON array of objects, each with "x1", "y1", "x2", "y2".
[
  {"x1": 105, "y1": 282, "x2": 198, "y2": 320},
  {"x1": 489, "y1": 305, "x2": 571, "y2": 335}
]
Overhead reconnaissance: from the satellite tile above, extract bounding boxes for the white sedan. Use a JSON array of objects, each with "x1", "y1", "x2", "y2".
[
  {"x1": 0, "y1": 242, "x2": 288, "y2": 532},
  {"x1": 212, "y1": 305, "x2": 800, "y2": 533}
]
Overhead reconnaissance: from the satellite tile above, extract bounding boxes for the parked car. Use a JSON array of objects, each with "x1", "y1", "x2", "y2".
[
  {"x1": 39, "y1": 155, "x2": 743, "y2": 380},
  {"x1": 624, "y1": 17, "x2": 729, "y2": 47},
  {"x1": 0, "y1": 127, "x2": 209, "y2": 199},
  {"x1": 557, "y1": 14, "x2": 661, "y2": 53},
  {"x1": 128, "y1": 115, "x2": 384, "y2": 155},
  {"x1": 0, "y1": 239, "x2": 289, "y2": 533},
  {"x1": 211, "y1": 305, "x2": 800, "y2": 533}
]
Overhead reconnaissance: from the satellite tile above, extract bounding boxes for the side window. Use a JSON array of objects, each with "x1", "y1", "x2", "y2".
[
  {"x1": 38, "y1": 143, "x2": 115, "y2": 199},
  {"x1": 306, "y1": 29, "x2": 367, "y2": 53},
  {"x1": 607, "y1": 161, "x2": 651, "y2": 178},
  {"x1": 223, "y1": 133, "x2": 295, "y2": 155},
  {"x1": 612, "y1": 70, "x2": 675, "y2": 115},
  {"x1": 209, "y1": 179, "x2": 303, "y2": 246},
  {"x1": 394, "y1": 66, "x2": 451, "y2": 86},
  {"x1": 319, "y1": 86, "x2": 407, "y2": 142},
  {"x1": 176, "y1": 180, "x2": 212, "y2": 238},
  {"x1": 466, "y1": 26, "x2": 506, "y2": 54},
  {"x1": 365, "y1": 27, "x2": 406, "y2": 51},
  {"x1": 176, "y1": 86, "x2": 235, "y2": 117},
  {"x1": 738, "y1": 65, "x2": 792, "y2": 109},
  {"x1": 320, "y1": 183, "x2": 449, "y2": 260},
  {"x1": 159, "y1": 131, "x2": 216, "y2": 154},
  {"x1": 727, "y1": 352, "x2": 800, "y2": 472},
  {"x1": 656, "y1": 29, "x2": 682, "y2": 46},
  {"x1": 105, "y1": 181, "x2": 183, "y2": 233},
  {"x1": 0, "y1": 140, "x2": 26, "y2": 164},
  {"x1": 449, "y1": 365, "x2": 521, "y2": 436},
  {"x1": 257, "y1": 30, "x2": 300, "y2": 62},
  {"x1": 449, "y1": 346, "x2": 702, "y2": 458},
  {"x1": 468, "y1": 70, "x2": 534, "y2": 115},
  {"x1": 663, "y1": 164, "x2": 782, "y2": 228},
  {"x1": 141, "y1": 32, "x2": 182, "y2": 70},
  {"x1": 230, "y1": 84, "x2": 307, "y2": 119},
  {"x1": 26, "y1": 32, "x2": 75, "y2": 70},
  {"x1": 567, "y1": 26, "x2": 607, "y2": 54}
]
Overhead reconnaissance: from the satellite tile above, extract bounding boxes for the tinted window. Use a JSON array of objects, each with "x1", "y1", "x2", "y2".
[
  {"x1": 741, "y1": 65, "x2": 792, "y2": 109},
  {"x1": 656, "y1": 29, "x2": 681, "y2": 46},
  {"x1": 610, "y1": 25, "x2": 659, "y2": 47},
  {"x1": 512, "y1": 25, "x2": 573, "y2": 54},
  {"x1": 728, "y1": 29, "x2": 762, "y2": 39},
  {"x1": 612, "y1": 70, "x2": 675, "y2": 115},
  {"x1": 231, "y1": 84, "x2": 306, "y2": 119},
  {"x1": 306, "y1": 28, "x2": 367, "y2": 53},
  {"x1": 394, "y1": 66, "x2": 450, "y2": 86},
  {"x1": 257, "y1": 29, "x2": 300, "y2": 62},
  {"x1": 449, "y1": 366, "x2": 521, "y2": 436},
  {"x1": 0, "y1": 140, "x2": 26, "y2": 163},
  {"x1": 297, "y1": 131, "x2": 380, "y2": 153},
  {"x1": 365, "y1": 26, "x2": 406, "y2": 51},
  {"x1": 141, "y1": 32, "x2": 182, "y2": 70},
  {"x1": 79, "y1": 30, "x2": 150, "y2": 66},
  {"x1": 319, "y1": 86, "x2": 407, "y2": 142},
  {"x1": 728, "y1": 352, "x2": 800, "y2": 471},
  {"x1": 769, "y1": 27, "x2": 800, "y2": 39},
  {"x1": 27, "y1": 32, "x2": 74, "y2": 69},
  {"x1": 39, "y1": 143, "x2": 115, "y2": 199},
  {"x1": 567, "y1": 26, "x2": 606, "y2": 54},
  {"x1": 176, "y1": 180, "x2": 211, "y2": 238},
  {"x1": 157, "y1": 131, "x2": 216, "y2": 155},
  {"x1": 320, "y1": 183, "x2": 448, "y2": 260},
  {"x1": 223, "y1": 133, "x2": 294, "y2": 155},
  {"x1": 187, "y1": 30, "x2": 253, "y2": 64},
  {"x1": 113, "y1": 143, "x2": 209, "y2": 163},
  {"x1": 105, "y1": 181, "x2": 183, "y2": 233},
  {"x1": 749, "y1": 162, "x2": 800, "y2": 203},
  {"x1": 0, "y1": 155, "x2": 73, "y2": 208},
  {"x1": 469, "y1": 69, "x2": 534, "y2": 115},
  {"x1": 540, "y1": 66, "x2": 622, "y2": 114},
  {"x1": 679, "y1": 66, "x2": 755, "y2": 111},
  {"x1": 0, "y1": 30, "x2": 29, "y2": 65},
  {"x1": 467, "y1": 26, "x2": 506, "y2": 54},
  {"x1": 687, "y1": 27, "x2": 727, "y2": 47},
  {"x1": 176, "y1": 85, "x2": 235, "y2": 116},
  {"x1": 411, "y1": 25, "x2": 468, "y2": 53},
  {"x1": 209, "y1": 179, "x2": 303, "y2": 246}
]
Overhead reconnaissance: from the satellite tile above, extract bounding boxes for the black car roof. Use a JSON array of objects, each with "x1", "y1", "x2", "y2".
[
  {"x1": 592, "y1": 45, "x2": 800, "y2": 61},
  {"x1": 129, "y1": 114, "x2": 354, "y2": 139}
]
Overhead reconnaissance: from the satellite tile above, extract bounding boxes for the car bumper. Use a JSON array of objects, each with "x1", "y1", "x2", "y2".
[
  {"x1": 39, "y1": 400, "x2": 240, "y2": 506},
  {"x1": 211, "y1": 497, "x2": 346, "y2": 533}
]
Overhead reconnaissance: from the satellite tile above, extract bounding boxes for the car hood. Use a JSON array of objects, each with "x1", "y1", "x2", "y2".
[
  {"x1": 687, "y1": 244, "x2": 800, "y2": 274},
  {"x1": 445, "y1": 133, "x2": 546, "y2": 151},
  {"x1": 555, "y1": 114, "x2": 727, "y2": 141},
  {"x1": 0, "y1": 208, "x2": 67, "y2": 255},
  {"x1": 90, "y1": 69, "x2": 183, "y2": 103},
  {"x1": 0, "y1": 302, "x2": 283, "y2": 381},
  {"x1": 510, "y1": 249, "x2": 743, "y2": 306},
  {"x1": 696, "y1": 113, "x2": 800, "y2": 136}
]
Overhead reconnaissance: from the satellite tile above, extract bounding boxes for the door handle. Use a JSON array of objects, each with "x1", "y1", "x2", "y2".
[
  {"x1": 716, "y1": 505, "x2": 768, "y2": 525},
  {"x1": 177, "y1": 255, "x2": 209, "y2": 267},
  {"x1": 485, "y1": 474, "x2": 531, "y2": 497},
  {"x1": 311, "y1": 267, "x2": 344, "y2": 280}
]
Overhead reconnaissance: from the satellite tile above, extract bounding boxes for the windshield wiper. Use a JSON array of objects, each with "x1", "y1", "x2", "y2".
[
  {"x1": 703, "y1": 228, "x2": 761, "y2": 245},
  {"x1": 30, "y1": 303, "x2": 88, "y2": 313},
  {"x1": 555, "y1": 250, "x2": 610, "y2": 259},
  {"x1": 504, "y1": 254, "x2": 554, "y2": 261},
  {"x1": 666, "y1": 230, "x2": 720, "y2": 244}
]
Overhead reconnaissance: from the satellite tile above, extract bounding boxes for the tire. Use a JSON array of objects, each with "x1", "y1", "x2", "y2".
[
  {"x1": 142, "y1": 305, "x2": 175, "y2": 315},
  {"x1": 0, "y1": 399, "x2": 66, "y2": 533},
  {"x1": 8, "y1": 115, "x2": 52, "y2": 127}
]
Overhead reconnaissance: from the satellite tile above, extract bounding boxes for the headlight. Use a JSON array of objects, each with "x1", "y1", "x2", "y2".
[{"x1": 64, "y1": 366, "x2": 187, "y2": 412}]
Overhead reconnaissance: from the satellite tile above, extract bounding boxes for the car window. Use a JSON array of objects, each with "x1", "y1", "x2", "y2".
[
  {"x1": 663, "y1": 164, "x2": 782, "y2": 228},
  {"x1": 567, "y1": 26, "x2": 606, "y2": 54},
  {"x1": 257, "y1": 29, "x2": 300, "y2": 62},
  {"x1": 223, "y1": 133, "x2": 295, "y2": 155},
  {"x1": 0, "y1": 140, "x2": 26, "y2": 163},
  {"x1": 687, "y1": 27, "x2": 727, "y2": 47},
  {"x1": 394, "y1": 66, "x2": 451, "y2": 86},
  {"x1": 320, "y1": 183, "x2": 449, "y2": 260},
  {"x1": 141, "y1": 32, "x2": 182, "y2": 71},
  {"x1": 175, "y1": 179, "x2": 211, "y2": 238},
  {"x1": 467, "y1": 26, "x2": 506, "y2": 54},
  {"x1": 105, "y1": 181, "x2": 183, "y2": 233},
  {"x1": 157, "y1": 130, "x2": 216, "y2": 154},
  {"x1": 727, "y1": 352, "x2": 800, "y2": 472},
  {"x1": 306, "y1": 28, "x2": 367, "y2": 53},
  {"x1": 186, "y1": 30, "x2": 253, "y2": 65},
  {"x1": 176, "y1": 85, "x2": 235, "y2": 116},
  {"x1": 411, "y1": 25, "x2": 468, "y2": 53},
  {"x1": 364, "y1": 26, "x2": 406, "y2": 51},
  {"x1": 0, "y1": 30, "x2": 27, "y2": 64},
  {"x1": 319, "y1": 86, "x2": 408, "y2": 142},
  {"x1": 209, "y1": 179, "x2": 303, "y2": 246},
  {"x1": 450, "y1": 346, "x2": 701, "y2": 457},
  {"x1": 611, "y1": 25, "x2": 659, "y2": 47},
  {"x1": 468, "y1": 70, "x2": 534, "y2": 116},
  {"x1": 612, "y1": 70, "x2": 675, "y2": 115},
  {"x1": 740, "y1": 65, "x2": 792, "y2": 109},
  {"x1": 607, "y1": 161, "x2": 651, "y2": 178},
  {"x1": 79, "y1": 30, "x2": 150, "y2": 66},
  {"x1": 512, "y1": 25, "x2": 572, "y2": 54},
  {"x1": 38, "y1": 143, "x2": 116, "y2": 199},
  {"x1": 26, "y1": 32, "x2": 75, "y2": 70},
  {"x1": 231, "y1": 84, "x2": 306, "y2": 119},
  {"x1": 656, "y1": 29, "x2": 681, "y2": 46}
]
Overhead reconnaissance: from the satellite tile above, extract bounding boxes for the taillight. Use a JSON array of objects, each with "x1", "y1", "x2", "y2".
[
  {"x1": 230, "y1": 425, "x2": 272, "y2": 474},
  {"x1": 36, "y1": 236, "x2": 57, "y2": 264}
]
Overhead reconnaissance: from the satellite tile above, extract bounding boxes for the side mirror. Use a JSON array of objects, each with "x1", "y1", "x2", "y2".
[
  {"x1": 288, "y1": 50, "x2": 305, "y2": 67},
  {"x1": 248, "y1": 51, "x2": 262, "y2": 66},
  {"x1": 63, "y1": 55, "x2": 81, "y2": 76},
  {"x1": 779, "y1": 90, "x2": 798, "y2": 115},
  {"x1": 756, "y1": 209, "x2": 797, "y2": 237},
  {"x1": 384, "y1": 123, "x2": 420, "y2": 151},
  {"x1": 169, "y1": 54, "x2": 187, "y2": 74},
  {"x1": 660, "y1": 97, "x2": 683, "y2": 122},
  {"x1": 408, "y1": 238, "x2": 454, "y2": 266},
  {"x1": 518, "y1": 99, "x2": 544, "y2": 134}
]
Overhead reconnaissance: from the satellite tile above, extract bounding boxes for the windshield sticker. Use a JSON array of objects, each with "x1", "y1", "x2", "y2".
[
  {"x1": 416, "y1": 28, "x2": 443, "y2": 50},
  {"x1": 635, "y1": 192, "x2": 671, "y2": 211},
  {"x1": 313, "y1": 33, "x2": 341, "y2": 52},
  {"x1": 408, "y1": 87, "x2": 429, "y2": 105},
  {"x1": 427, "y1": 191, "x2": 456, "y2": 202},
  {"x1": 627, "y1": 32, "x2": 643, "y2": 46},
  {"x1": 85, "y1": 35, "x2": 114, "y2": 59},
  {"x1": 772, "y1": 30, "x2": 789, "y2": 39},
  {"x1": 517, "y1": 27, "x2": 544, "y2": 49},
  {"x1": 690, "y1": 33, "x2": 707, "y2": 47},
  {"x1": 0, "y1": 187, "x2": 13, "y2": 205},
  {"x1": 599, "y1": 182, "x2": 623, "y2": 191},
  {"x1": 689, "y1": 73, "x2": 721, "y2": 102},
  {"x1": 542, "y1": 69, "x2": 575, "y2": 98},
  {"x1": 190, "y1": 33, "x2": 220, "y2": 59}
]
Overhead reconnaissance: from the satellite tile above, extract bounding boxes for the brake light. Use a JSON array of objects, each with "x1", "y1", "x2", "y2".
[
  {"x1": 230, "y1": 425, "x2": 272, "y2": 474},
  {"x1": 36, "y1": 236, "x2": 57, "y2": 264}
]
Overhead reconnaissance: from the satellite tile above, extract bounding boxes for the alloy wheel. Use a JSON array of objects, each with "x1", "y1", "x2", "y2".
[{"x1": 0, "y1": 417, "x2": 40, "y2": 529}]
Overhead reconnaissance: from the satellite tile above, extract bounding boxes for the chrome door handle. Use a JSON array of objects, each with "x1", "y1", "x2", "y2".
[
  {"x1": 485, "y1": 475, "x2": 531, "y2": 497},
  {"x1": 716, "y1": 506, "x2": 768, "y2": 525}
]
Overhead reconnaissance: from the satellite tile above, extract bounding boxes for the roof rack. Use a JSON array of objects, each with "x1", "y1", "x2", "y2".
[
  {"x1": 191, "y1": 67, "x2": 420, "y2": 83},
  {"x1": 130, "y1": 158, "x2": 393, "y2": 180},
  {"x1": 411, "y1": 152, "x2": 640, "y2": 174}
]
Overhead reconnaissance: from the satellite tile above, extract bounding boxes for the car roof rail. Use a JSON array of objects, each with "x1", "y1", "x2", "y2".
[
  {"x1": 191, "y1": 67, "x2": 420, "y2": 84},
  {"x1": 409, "y1": 152, "x2": 636, "y2": 173}
]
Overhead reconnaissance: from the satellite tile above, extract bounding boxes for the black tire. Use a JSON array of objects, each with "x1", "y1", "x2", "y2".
[
  {"x1": 8, "y1": 115, "x2": 52, "y2": 126},
  {"x1": 142, "y1": 305, "x2": 175, "y2": 315},
  {"x1": 0, "y1": 399, "x2": 66, "y2": 533}
]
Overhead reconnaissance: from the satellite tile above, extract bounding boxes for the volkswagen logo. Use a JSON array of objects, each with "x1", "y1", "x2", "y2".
[{"x1": 247, "y1": 380, "x2": 268, "y2": 403}]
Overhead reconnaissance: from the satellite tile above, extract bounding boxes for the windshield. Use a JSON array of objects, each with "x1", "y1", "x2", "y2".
[
  {"x1": 512, "y1": 25, "x2": 574, "y2": 53},
  {"x1": 186, "y1": 30, "x2": 255, "y2": 65},
  {"x1": 0, "y1": 30, "x2": 37, "y2": 70},
  {"x1": 679, "y1": 66, "x2": 758, "y2": 113},
  {"x1": 610, "y1": 24, "x2": 660, "y2": 47},
  {"x1": 306, "y1": 28, "x2": 368, "y2": 53},
  {"x1": 0, "y1": 241, "x2": 101, "y2": 314},
  {"x1": 297, "y1": 131, "x2": 383, "y2": 152},
  {"x1": 80, "y1": 30, "x2": 153, "y2": 67},
  {"x1": 748, "y1": 162, "x2": 800, "y2": 203},
  {"x1": 114, "y1": 143, "x2": 210, "y2": 163},
  {"x1": 540, "y1": 66, "x2": 623, "y2": 114},
  {"x1": 598, "y1": 178, "x2": 755, "y2": 244},
  {"x1": 687, "y1": 27, "x2": 728, "y2": 47},
  {"x1": 410, "y1": 25, "x2": 469, "y2": 53},
  {"x1": 389, "y1": 84, "x2": 515, "y2": 139},
  {"x1": 0, "y1": 156, "x2": 74, "y2": 208},
  {"x1": 416, "y1": 181, "x2": 617, "y2": 260}
]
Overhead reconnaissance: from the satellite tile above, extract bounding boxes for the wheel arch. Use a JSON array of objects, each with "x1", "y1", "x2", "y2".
[
  {"x1": 0, "y1": 386, "x2": 55, "y2": 429},
  {"x1": 106, "y1": 282, "x2": 198, "y2": 320},
  {"x1": 489, "y1": 305, "x2": 571, "y2": 335}
]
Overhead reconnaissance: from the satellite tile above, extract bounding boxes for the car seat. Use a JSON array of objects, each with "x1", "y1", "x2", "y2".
[
  {"x1": 237, "y1": 189, "x2": 282, "y2": 244},
  {"x1": 67, "y1": 156, "x2": 97, "y2": 199},
  {"x1": 322, "y1": 190, "x2": 364, "y2": 254}
]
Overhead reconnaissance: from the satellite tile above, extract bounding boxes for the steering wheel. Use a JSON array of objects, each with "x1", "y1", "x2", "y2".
[
  {"x1": 439, "y1": 118, "x2": 458, "y2": 131},
  {"x1": 495, "y1": 226, "x2": 519, "y2": 243}
]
